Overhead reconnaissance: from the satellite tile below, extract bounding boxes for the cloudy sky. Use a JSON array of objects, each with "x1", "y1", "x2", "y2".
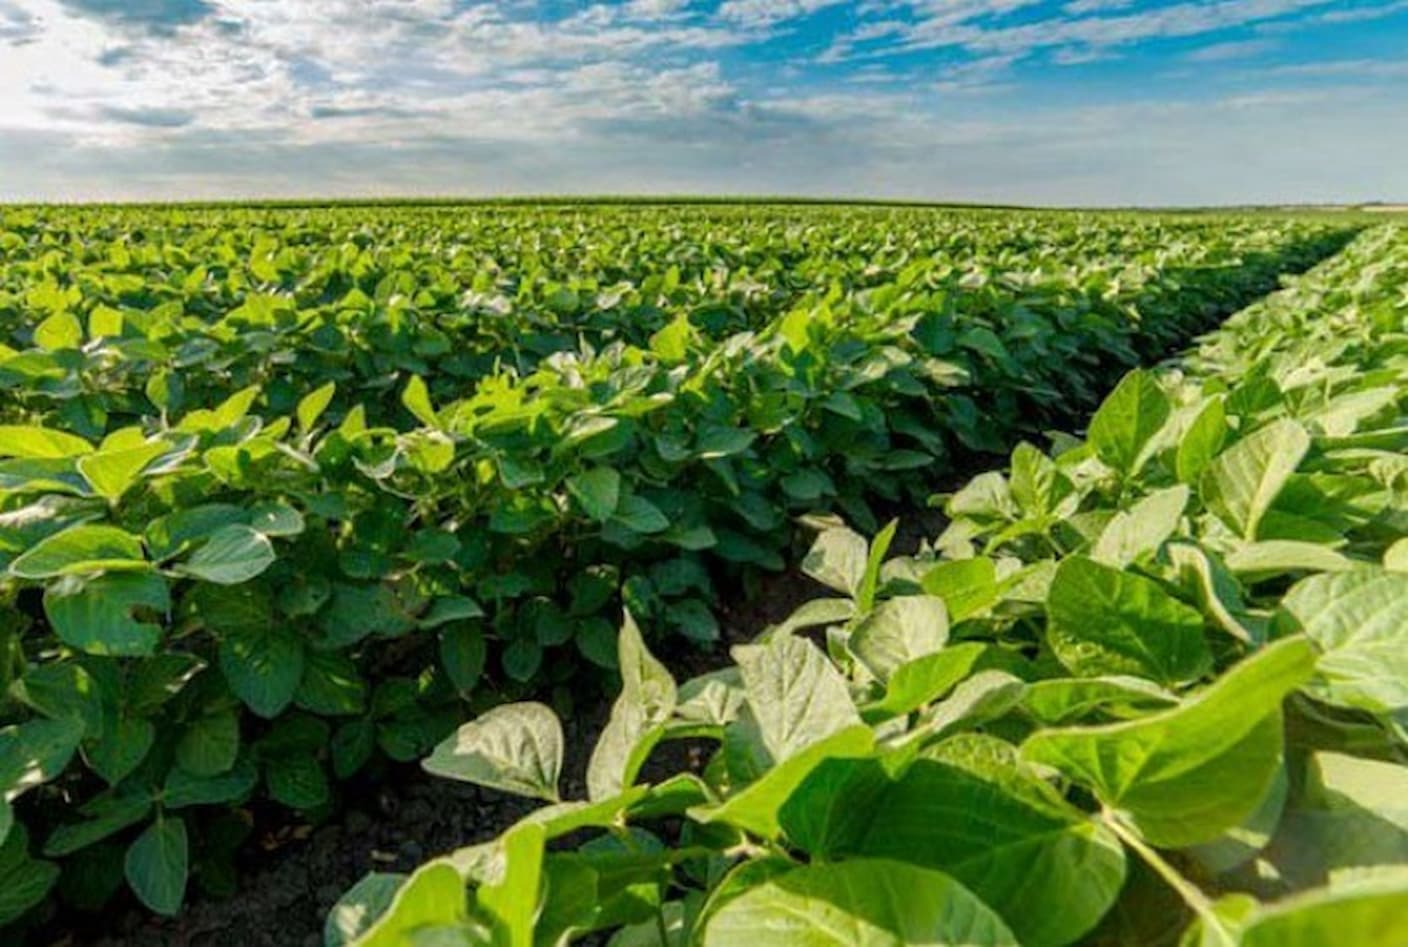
[{"x1": 1, "y1": 0, "x2": 1405, "y2": 205}]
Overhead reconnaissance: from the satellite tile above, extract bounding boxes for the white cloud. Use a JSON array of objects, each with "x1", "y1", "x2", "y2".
[{"x1": 1187, "y1": 38, "x2": 1279, "y2": 61}]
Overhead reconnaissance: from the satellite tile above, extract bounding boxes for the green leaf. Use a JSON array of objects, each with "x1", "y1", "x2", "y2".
[
  {"x1": 176, "y1": 524, "x2": 276, "y2": 585},
  {"x1": 734, "y1": 633, "x2": 861, "y2": 765},
  {"x1": 439, "y1": 623, "x2": 486, "y2": 695},
  {"x1": 401, "y1": 375, "x2": 439, "y2": 429},
  {"x1": 219, "y1": 624, "x2": 305, "y2": 719},
  {"x1": 124, "y1": 817, "x2": 187, "y2": 916},
  {"x1": 10, "y1": 525, "x2": 148, "y2": 579},
  {"x1": 612, "y1": 494, "x2": 669, "y2": 534},
  {"x1": 567, "y1": 467, "x2": 622, "y2": 522},
  {"x1": 793, "y1": 741, "x2": 1126, "y2": 947},
  {"x1": 1238, "y1": 873, "x2": 1408, "y2": 947},
  {"x1": 587, "y1": 611, "x2": 677, "y2": 801},
  {"x1": 1281, "y1": 568, "x2": 1408, "y2": 715},
  {"x1": 0, "y1": 425, "x2": 93, "y2": 459},
  {"x1": 649, "y1": 313, "x2": 693, "y2": 363},
  {"x1": 920, "y1": 558, "x2": 999, "y2": 624},
  {"x1": 43, "y1": 792, "x2": 152, "y2": 857},
  {"x1": 423, "y1": 702, "x2": 563, "y2": 802},
  {"x1": 349, "y1": 860, "x2": 465, "y2": 947},
  {"x1": 77, "y1": 441, "x2": 169, "y2": 502},
  {"x1": 1091, "y1": 485, "x2": 1189, "y2": 568},
  {"x1": 34, "y1": 310, "x2": 83, "y2": 350},
  {"x1": 1022, "y1": 636, "x2": 1316, "y2": 846},
  {"x1": 477, "y1": 822, "x2": 546, "y2": 947},
  {"x1": 0, "y1": 717, "x2": 84, "y2": 801},
  {"x1": 692, "y1": 726, "x2": 875, "y2": 840},
  {"x1": 176, "y1": 711, "x2": 240, "y2": 777},
  {"x1": 862, "y1": 643, "x2": 991, "y2": 722},
  {"x1": 1087, "y1": 370, "x2": 1170, "y2": 477},
  {"x1": 1175, "y1": 397, "x2": 1227, "y2": 485},
  {"x1": 1046, "y1": 556, "x2": 1211, "y2": 687},
  {"x1": 44, "y1": 572, "x2": 169, "y2": 657},
  {"x1": 801, "y1": 526, "x2": 868, "y2": 597},
  {"x1": 83, "y1": 715, "x2": 155, "y2": 785},
  {"x1": 298, "y1": 381, "x2": 337, "y2": 434},
  {"x1": 701, "y1": 858, "x2": 1018, "y2": 947},
  {"x1": 848, "y1": 595, "x2": 949, "y2": 682},
  {"x1": 1201, "y1": 419, "x2": 1310, "y2": 540},
  {"x1": 267, "y1": 755, "x2": 331, "y2": 810},
  {"x1": 325, "y1": 872, "x2": 405, "y2": 947}
]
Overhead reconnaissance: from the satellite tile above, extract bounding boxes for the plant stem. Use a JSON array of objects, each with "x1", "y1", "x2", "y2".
[{"x1": 1101, "y1": 809, "x2": 1237, "y2": 947}]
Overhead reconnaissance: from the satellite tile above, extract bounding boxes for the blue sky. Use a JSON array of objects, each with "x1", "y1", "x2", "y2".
[{"x1": 1, "y1": 0, "x2": 1406, "y2": 204}]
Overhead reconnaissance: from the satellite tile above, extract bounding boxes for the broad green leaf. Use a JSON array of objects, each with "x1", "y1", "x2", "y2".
[
  {"x1": 423, "y1": 702, "x2": 564, "y2": 802},
  {"x1": 701, "y1": 858, "x2": 1018, "y2": 947},
  {"x1": 1087, "y1": 370, "x2": 1170, "y2": 477},
  {"x1": 87, "y1": 305, "x2": 122, "y2": 339},
  {"x1": 913, "y1": 671, "x2": 1026, "y2": 741},
  {"x1": 77, "y1": 441, "x2": 169, "y2": 502},
  {"x1": 734, "y1": 634, "x2": 861, "y2": 765},
  {"x1": 10, "y1": 524, "x2": 147, "y2": 578},
  {"x1": 1010, "y1": 441, "x2": 1067, "y2": 517},
  {"x1": 1224, "y1": 541, "x2": 1355, "y2": 578},
  {"x1": 0, "y1": 717, "x2": 84, "y2": 801},
  {"x1": 439, "y1": 623, "x2": 486, "y2": 696},
  {"x1": 176, "y1": 711, "x2": 240, "y2": 777},
  {"x1": 219, "y1": 624, "x2": 305, "y2": 719},
  {"x1": 175, "y1": 524, "x2": 276, "y2": 585},
  {"x1": 325, "y1": 873, "x2": 405, "y2": 947},
  {"x1": 1201, "y1": 419, "x2": 1310, "y2": 540},
  {"x1": 1281, "y1": 568, "x2": 1408, "y2": 715},
  {"x1": 796, "y1": 743, "x2": 1126, "y2": 947},
  {"x1": 848, "y1": 595, "x2": 949, "y2": 681},
  {"x1": 612, "y1": 494, "x2": 669, "y2": 534},
  {"x1": 1266, "y1": 752, "x2": 1408, "y2": 888},
  {"x1": 920, "y1": 558, "x2": 999, "y2": 623},
  {"x1": 567, "y1": 467, "x2": 622, "y2": 522},
  {"x1": 298, "y1": 381, "x2": 337, "y2": 433},
  {"x1": 1175, "y1": 397, "x2": 1227, "y2": 485},
  {"x1": 801, "y1": 526, "x2": 868, "y2": 597},
  {"x1": 862, "y1": 643, "x2": 991, "y2": 722},
  {"x1": 1238, "y1": 872, "x2": 1408, "y2": 947},
  {"x1": 355, "y1": 861, "x2": 467, "y2": 947},
  {"x1": 1091, "y1": 485, "x2": 1189, "y2": 567},
  {"x1": 83, "y1": 714, "x2": 155, "y2": 786},
  {"x1": 401, "y1": 375, "x2": 439, "y2": 428},
  {"x1": 587, "y1": 611, "x2": 677, "y2": 801},
  {"x1": 124, "y1": 817, "x2": 187, "y2": 916},
  {"x1": 44, "y1": 572, "x2": 169, "y2": 657},
  {"x1": 1047, "y1": 556, "x2": 1211, "y2": 686},
  {"x1": 477, "y1": 822, "x2": 546, "y2": 947},
  {"x1": 0, "y1": 425, "x2": 93, "y2": 459},
  {"x1": 1022, "y1": 636, "x2": 1316, "y2": 846},
  {"x1": 1165, "y1": 543, "x2": 1261, "y2": 645},
  {"x1": 34, "y1": 310, "x2": 83, "y2": 350},
  {"x1": 10, "y1": 662, "x2": 105, "y2": 734},
  {"x1": 1023, "y1": 676, "x2": 1177, "y2": 725},
  {"x1": 43, "y1": 792, "x2": 152, "y2": 857},
  {"x1": 692, "y1": 726, "x2": 874, "y2": 840}
]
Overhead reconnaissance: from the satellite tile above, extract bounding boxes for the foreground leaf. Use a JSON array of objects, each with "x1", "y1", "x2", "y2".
[{"x1": 701, "y1": 858, "x2": 1018, "y2": 947}]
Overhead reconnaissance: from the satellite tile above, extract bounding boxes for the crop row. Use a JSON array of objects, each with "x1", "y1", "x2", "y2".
[
  {"x1": 344, "y1": 223, "x2": 1408, "y2": 945},
  {"x1": 0, "y1": 207, "x2": 1354, "y2": 929}
]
